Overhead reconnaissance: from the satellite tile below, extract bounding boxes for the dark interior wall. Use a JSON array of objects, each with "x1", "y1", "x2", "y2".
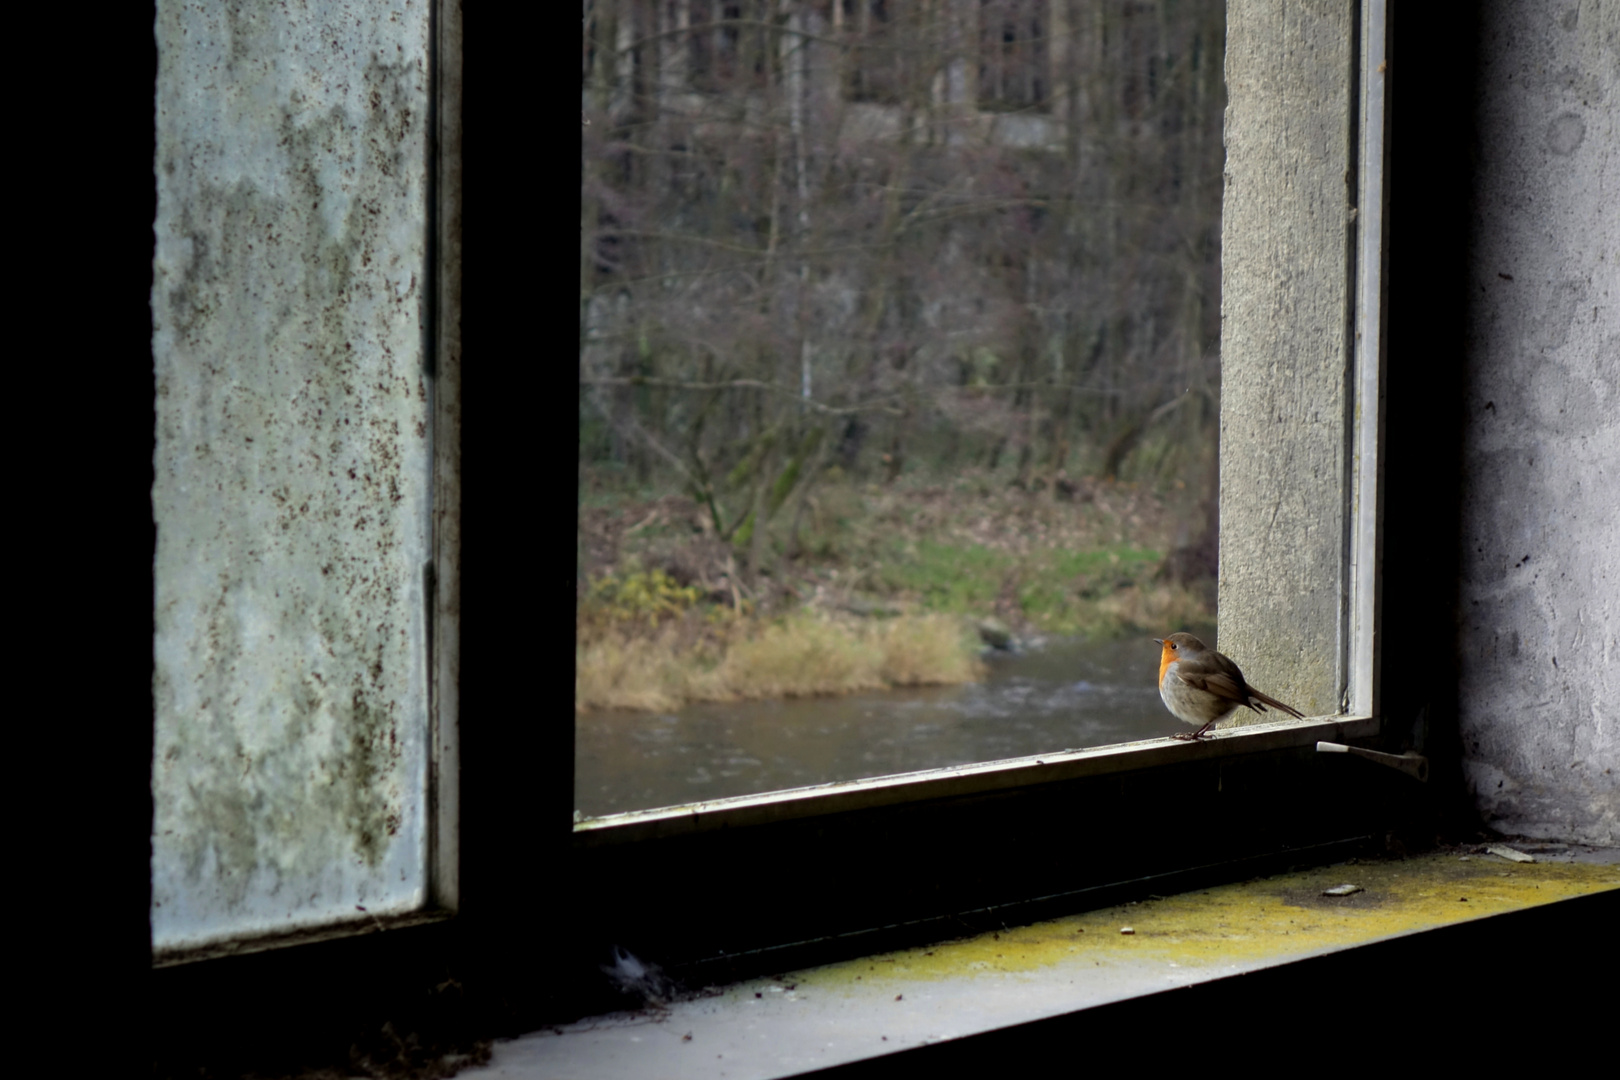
[
  {"x1": 1451, "y1": 1, "x2": 1618, "y2": 844},
  {"x1": 1383, "y1": 2, "x2": 1616, "y2": 848},
  {"x1": 1378, "y1": 6, "x2": 1479, "y2": 842}
]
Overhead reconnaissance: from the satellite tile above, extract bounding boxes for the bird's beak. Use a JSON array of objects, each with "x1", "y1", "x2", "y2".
[{"x1": 1152, "y1": 638, "x2": 1164, "y2": 647}]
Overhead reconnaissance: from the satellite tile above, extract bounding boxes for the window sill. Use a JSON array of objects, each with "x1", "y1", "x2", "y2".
[
  {"x1": 574, "y1": 714, "x2": 1380, "y2": 847},
  {"x1": 466, "y1": 847, "x2": 1619, "y2": 1079}
]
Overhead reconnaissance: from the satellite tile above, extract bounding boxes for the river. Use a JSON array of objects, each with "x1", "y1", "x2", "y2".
[{"x1": 575, "y1": 629, "x2": 1215, "y2": 818}]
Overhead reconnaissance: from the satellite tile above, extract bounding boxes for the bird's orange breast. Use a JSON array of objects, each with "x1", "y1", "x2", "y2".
[{"x1": 1157, "y1": 643, "x2": 1176, "y2": 687}]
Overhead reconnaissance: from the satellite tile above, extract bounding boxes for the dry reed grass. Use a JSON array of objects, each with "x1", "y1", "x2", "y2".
[{"x1": 575, "y1": 611, "x2": 985, "y2": 712}]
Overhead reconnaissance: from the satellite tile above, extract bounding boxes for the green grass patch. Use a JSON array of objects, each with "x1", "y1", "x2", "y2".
[
  {"x1": 879, "y1": 540, "x2": 1007, "y2": 611},
  {"x1": 873, "y1": 538, "x2": 1166, "y2": 635},
  {"x1": 577, "y1": 466, "x2": 1218, "y2": 701}
]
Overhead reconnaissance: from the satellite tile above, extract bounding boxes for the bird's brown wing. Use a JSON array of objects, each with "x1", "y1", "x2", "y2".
[
  {"x1": 1247, "y1": 687, "x2": 1305, "y2": 719},
  {"x1": 1182, "y1": 670, "x2": 1249, "y2": 704}
]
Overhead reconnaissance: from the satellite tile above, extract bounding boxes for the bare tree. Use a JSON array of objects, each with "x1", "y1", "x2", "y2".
[{"x1": 581, "y1": 0, "x2": 1225, "y2": 570}]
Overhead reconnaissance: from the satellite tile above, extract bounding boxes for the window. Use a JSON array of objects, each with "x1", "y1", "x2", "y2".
[
  {"x1": 977, "y1": 0, "x2": 1050, "y2": 113},
  {"x1": 152, "y1": 2, "x2": 1391, "y2": 990},
  {"x1": 579, "y1": 0, "x2": 1238, "y2": 819},
  {"x1": 564, "y1": 0, "x2": 1391, "y2": 982}
]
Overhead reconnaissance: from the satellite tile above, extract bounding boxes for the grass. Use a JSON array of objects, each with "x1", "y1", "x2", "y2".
[
  {"x1": 576, "y1": 464, "x2": 1216, "y2": 712},
  {"x1": 575, "y1": 611, "x2": 984, "y2": 713},
  {"x1": 877, "y1": 539, "x2": 1171, "y2": 634}
]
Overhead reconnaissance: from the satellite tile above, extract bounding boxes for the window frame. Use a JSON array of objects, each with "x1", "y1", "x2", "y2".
[
  {"x1": 573, "y1": 0, "x2": 1389, "y2": 848},
  {"x1": 574, "y1": 713, "x2": 1381, "y2": 847},
  {"x1": 149, "y1": 0, "x2": 1393, "y2": 1005},
  {"x1": 553, "y1": 0, "x2": 1396, "y2": 993},
  {"x1": 140, "y1": 11, "x2": 1426, "y2": 1068}
]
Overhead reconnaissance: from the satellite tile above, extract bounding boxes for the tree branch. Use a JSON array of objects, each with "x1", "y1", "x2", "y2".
[{"x1": 582, "y1": 376, "x2": 906, "y2": 416}]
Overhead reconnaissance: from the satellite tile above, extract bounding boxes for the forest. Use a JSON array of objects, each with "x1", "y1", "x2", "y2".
[{"x1": 579, "y1": 0, "x2": 1226, "y2": 710}]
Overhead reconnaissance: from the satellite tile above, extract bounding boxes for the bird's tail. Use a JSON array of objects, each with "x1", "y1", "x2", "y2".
[{"x1": 1250, "y1": 689, "x2": 1305, "y2": 719}]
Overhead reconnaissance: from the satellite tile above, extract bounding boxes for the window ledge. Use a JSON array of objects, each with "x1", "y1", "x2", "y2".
[
  {"x1": 464, "y1": 847, "x2": 1618, "y2": 1079},
  {"x1": 574, "y1": 715, "x2": 1379, "y2": 847}
]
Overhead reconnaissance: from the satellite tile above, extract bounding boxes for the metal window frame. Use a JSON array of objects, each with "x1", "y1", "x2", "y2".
[
  {"x1": 427, "y1": 0, "x2": 464, "y2": 921},
  {"x1": 541, "y1": 6, "x2": 1399, "y2": 1004},
  {"x1": 150, "y1": 0, "x2": 1390, "y2": 981},
  {"x1": 576, "y1": 714, "x2": 1380, "y2": 848},
  {"x1": 1347, "y1": 0, "x2": 1389, "y2": 724},
  {"x1": 571, "y1": 0, "x2": 1392, "y2": 857}
]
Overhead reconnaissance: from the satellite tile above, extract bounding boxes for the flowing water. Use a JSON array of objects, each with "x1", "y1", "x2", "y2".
[{"x1": 575, "y1": 629, "x2": 1214, "y2": 818}]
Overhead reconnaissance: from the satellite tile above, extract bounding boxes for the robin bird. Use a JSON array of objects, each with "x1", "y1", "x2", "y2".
[{"x1": 1154, "y1": 632, "x2": 1304, "y2": 740}]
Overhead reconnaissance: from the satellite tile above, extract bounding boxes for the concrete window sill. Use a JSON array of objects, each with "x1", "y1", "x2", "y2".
[{"x1": 463, "y1": 847, "x2": 1618, "y2": 1079}]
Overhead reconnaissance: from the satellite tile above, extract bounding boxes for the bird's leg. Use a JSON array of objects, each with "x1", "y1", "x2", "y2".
[{"x1": 1171, "y1": 721, "x2": 1217, "y2": 741}]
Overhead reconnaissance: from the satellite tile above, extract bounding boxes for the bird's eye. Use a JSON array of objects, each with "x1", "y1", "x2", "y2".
[{"x1": 1169, "y1": 642, "x2": 1177, "y2": 650}]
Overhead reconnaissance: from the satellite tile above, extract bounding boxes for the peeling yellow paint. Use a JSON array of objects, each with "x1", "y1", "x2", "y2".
[{"x1": 793, "y1": 853, "x2": 1619, "y2": 990}]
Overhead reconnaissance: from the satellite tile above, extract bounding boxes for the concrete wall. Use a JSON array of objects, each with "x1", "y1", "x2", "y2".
[
  {"x1": 1217, "y1": 2, "x2": 1614, "y2": 843},
  {"x1": 151, "y1": 1, "x2": 436, "y2": 958},
  {"x1": 1458, "y1": 2, "x2": 1619, "y2": 844}
]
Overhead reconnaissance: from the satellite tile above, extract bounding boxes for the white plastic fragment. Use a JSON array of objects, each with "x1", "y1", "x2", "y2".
[
  {"x1": 1322, "y1": 883, "x2": 1363, "y2": 896},
  {"x1": 1485, "y1": 844, "x2": 1535, "y2": 863}
]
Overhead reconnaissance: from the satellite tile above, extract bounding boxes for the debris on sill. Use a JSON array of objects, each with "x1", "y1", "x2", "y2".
[
  {"x1": 1322, "y1": 883, "x2": 1363, "y2": 897},
  {"x1": 1485, "y1": 844, "x2": 1535, "y2": 864},
  {"x1": 602, "y1": 945, "x2": 676, "y2": 1006}
]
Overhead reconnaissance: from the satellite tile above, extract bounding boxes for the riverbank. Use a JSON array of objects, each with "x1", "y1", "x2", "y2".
[
  {"x1": 576, "y1": 468, "x2": 1214, "y2": 712},
  {"x1": 576, "y1": 609, "x2": 985, "y2": 713}
]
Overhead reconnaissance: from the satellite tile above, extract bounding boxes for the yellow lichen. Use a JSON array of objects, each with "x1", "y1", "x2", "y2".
[{"x1": 785, "y1": 853, "x2": 1619, "y2": 992}]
